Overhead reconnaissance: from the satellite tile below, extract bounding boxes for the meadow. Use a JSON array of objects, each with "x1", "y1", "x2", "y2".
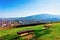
[{"x1": 0, "y1": 23, "x2": 60, "y2": 40}]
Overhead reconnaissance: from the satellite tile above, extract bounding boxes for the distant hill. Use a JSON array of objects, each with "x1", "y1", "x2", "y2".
[
  {"x1": 0, "y1": 14, "x2": 60, "y2": 27},
  {"x1": 23, "y1": 14, "x2": 60, "y2": 22},
  {"x1": 0, "y1": 14, "x2": 60, "y2": 24}
]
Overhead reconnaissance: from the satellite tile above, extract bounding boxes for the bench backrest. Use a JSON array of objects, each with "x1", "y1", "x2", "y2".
[{"x1": 17, "y1": 30, "x2": 34, "y2": 35}]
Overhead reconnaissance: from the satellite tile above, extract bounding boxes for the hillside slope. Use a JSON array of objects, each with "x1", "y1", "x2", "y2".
[{"x1": 0, "y1": 23, "x2": 60, "y2": 40}]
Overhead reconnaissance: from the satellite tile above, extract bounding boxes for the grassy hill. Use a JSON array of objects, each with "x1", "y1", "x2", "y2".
[{"x1": 0, "y1": 23, "x2": 60, "y2": 40}]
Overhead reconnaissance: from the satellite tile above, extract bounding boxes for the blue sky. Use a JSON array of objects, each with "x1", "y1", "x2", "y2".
[{"x1": 0, "y1": 0, "x2": 60, "y2": 18}]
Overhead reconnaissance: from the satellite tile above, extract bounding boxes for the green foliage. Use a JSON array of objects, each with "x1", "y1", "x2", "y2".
[{"x1": 0, "y1": 23, "x2": 60, "y2": 40}]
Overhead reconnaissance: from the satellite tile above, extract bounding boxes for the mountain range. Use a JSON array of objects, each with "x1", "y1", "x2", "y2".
[
  {"x1": 22, "y1": 14, "x2": 60, "y2": 22},
  {"x1": 0, "y1": 14, "x2": 60, "y2": 23}
]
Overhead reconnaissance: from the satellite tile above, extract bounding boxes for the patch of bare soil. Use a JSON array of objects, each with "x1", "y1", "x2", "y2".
[{"x1": 22, "y1": 34, "x2": 35, "y2": 40}]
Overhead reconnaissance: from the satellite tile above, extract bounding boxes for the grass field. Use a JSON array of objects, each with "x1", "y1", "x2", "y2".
[{"x1": 0, "y1": 23, "x2": 60, "y2": 40}]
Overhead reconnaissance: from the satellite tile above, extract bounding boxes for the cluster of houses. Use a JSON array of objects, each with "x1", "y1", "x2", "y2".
[
  {"x1": 0, "y1": 18, "x2": 47, "y2": 28},
  {"x1": 0, "y1": 19, "x2": 41, "y2": 28},
  {"x1": 0, "y1": 19, "x2": 20, "y2": 28}
]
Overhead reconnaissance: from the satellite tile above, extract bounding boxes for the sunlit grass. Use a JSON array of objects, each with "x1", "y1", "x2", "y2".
[{"x1": 0, "y1": 23, "x2": 60, "y2": 40}]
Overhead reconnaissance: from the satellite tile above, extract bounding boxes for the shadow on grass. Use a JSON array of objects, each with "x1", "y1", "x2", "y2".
[
  {"x1": 1, "y1": 34, "x2": 18, "y2": 40},
  {"x1": 16, "y1": 23, "x2": 45, "y2": 28},
  {"x1": 34, "y1": 29, "x2": 51, "y2": 39},
  {"x1": 1, "y1": 29, "x2": 51, "y2": 40}
]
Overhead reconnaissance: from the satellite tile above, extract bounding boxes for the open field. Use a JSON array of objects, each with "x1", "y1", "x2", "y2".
[{"x1": 0, "y1": 23, "x2": 60, "y2": 40}]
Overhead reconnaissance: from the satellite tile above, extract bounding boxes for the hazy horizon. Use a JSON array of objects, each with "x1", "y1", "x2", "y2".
[{"x1": 0, "y1": 0, "x2": 60, "y2": 18}]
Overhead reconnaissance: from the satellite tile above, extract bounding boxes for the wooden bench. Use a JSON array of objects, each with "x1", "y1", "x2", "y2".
[
  {"x1": 44, "y1": 24, "x2": 52, "y2": 29},
  {"x1": 17, "y1": 30, "x2": 34, "y2": 36},
  {"x1": 17, "y1": 30, "x2": 35, "y2": 40}
]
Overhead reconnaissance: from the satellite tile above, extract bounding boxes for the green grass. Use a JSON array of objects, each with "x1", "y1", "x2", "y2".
[{"x1": 0, "y1": 23, "x2": 60, "y2": 40}]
